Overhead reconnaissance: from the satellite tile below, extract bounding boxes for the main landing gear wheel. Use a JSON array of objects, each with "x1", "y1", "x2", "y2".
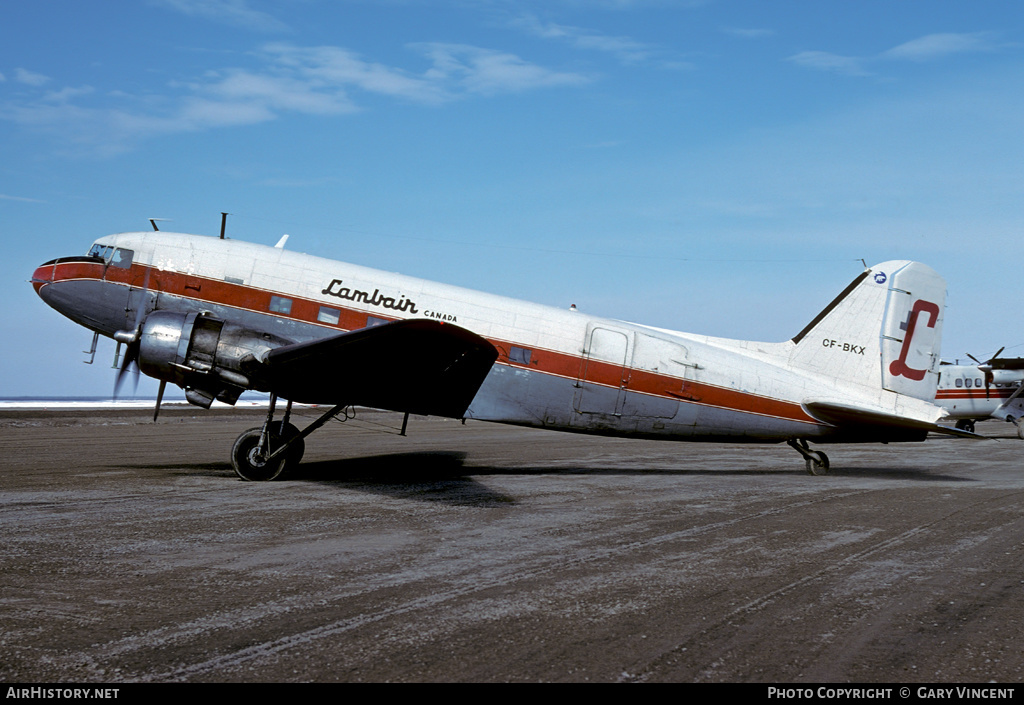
[
  {"x1": 232, "y1": 428, "x2": 285, "y2": 481},
  {"x1": 787, "y1": 438, "x2": 830, "y2": 476},
  {"x1": 1012, "y1": 418, "x2": 1024, "y2": 440},
  {"x1": 955, "y1": 419, "x2": 976, "y2": 433},
  {"x1": 231, "y1": 421, "x2": 303, "y2": 482},
  {"x1": 229, "y1": 394, "x2": 349, "y2": 482},
  {"x1": 273, "y1": 421, "x2": 305, "y2": 465}
]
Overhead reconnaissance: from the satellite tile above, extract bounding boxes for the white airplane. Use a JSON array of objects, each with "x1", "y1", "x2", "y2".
[
  {"x1": 31, "y1": 228, "x2": 978, "y2": 480},
  {"x1": 936, "y1": 355, "x2": 1024, "y2": 437}
]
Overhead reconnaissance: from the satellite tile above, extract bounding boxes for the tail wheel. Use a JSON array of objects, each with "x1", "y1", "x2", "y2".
[
  {"x1": 232, "y1": 427, "x2": 290, "y2": 481},
  {"x1": 805, "y1": 450, "x2": 830, "y2": 476}
]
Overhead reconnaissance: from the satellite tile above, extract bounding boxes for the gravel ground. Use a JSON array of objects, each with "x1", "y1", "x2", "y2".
[{"x1": 2, "y1": 408, "x2": 1022, "y2": 683}]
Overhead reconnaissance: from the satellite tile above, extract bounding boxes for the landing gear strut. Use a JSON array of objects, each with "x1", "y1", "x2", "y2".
[
  {"x1": 787, "y1": 438, "x2": 830, "y2": 476},
  {"x1": 1010, "y1": 417, "x2": 1024, "y2": 440},
  {"x1": 230, "y1": 394, "x2": 347, "y2": 481}
]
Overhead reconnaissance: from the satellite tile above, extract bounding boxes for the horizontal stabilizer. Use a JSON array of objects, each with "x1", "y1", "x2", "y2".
[
  {"x1": 802, "y1": 401, "x2": 990, "y2": 440},
  {"x1": 264, "y1": 319, "x2": 498, "y2": 417}
]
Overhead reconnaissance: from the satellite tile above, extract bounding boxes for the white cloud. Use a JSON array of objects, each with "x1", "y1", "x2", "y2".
[
  {"x1": 882, "y1": 33, "x2": 997, "y2": 62},
  {"x1": 790, "y1": 32, "x2": 1006, "y2": 78},
  {"x1": 14, "y1": 68, "x2": 51, "y2": 86},
  {"x1": 0, "y1": 193, "x2": 45, "y2": 203},
  {"x1": 414, "y1": 43, "x2": 591, "y2": 94},
  {"x1": 43, "y1": 86, "x2": 95, "y2": 103},
  {"x1": 787, "y1": 51, "x2": 870, "y2": 77},
  {"x1": 150, "y1": 0, "x2": 289, "y2": 32},
  {"x1": 199, "y1": 68, "x2": 358, "y2": 115},
  {"x1": 265, "y1": 44, "x2": 447, "y2": 104},
  {"x1": 723, "y1": 27, "x2": 775, "y2": 39},
  {"x1": 0, "y1": 41, "x2": 590, "y2": 154},
  {"x1": 510, "y1": 14, "x2": 685, "y2": 68}
]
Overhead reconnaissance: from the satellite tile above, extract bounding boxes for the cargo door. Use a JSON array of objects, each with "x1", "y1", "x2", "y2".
[
  {"x1": 621, "y1": 333, "x2": 688, "y2": 419},
  {"x1": 574, "y1": 326, "x2": 630, "y2": 416}
]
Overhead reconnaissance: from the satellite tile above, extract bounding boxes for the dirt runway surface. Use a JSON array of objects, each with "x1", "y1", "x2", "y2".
[{"x1": 2, "y1": 408, "x2": 1023, "y2": 683}]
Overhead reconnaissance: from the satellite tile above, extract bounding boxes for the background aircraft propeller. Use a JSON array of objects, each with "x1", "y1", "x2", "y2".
[{"x1": 966, "y1": 347, "x2": 1007, "y2": 399}]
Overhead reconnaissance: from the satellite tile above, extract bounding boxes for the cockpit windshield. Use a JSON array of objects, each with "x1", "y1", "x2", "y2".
[
  {"x1": 87, "y1": 244, "x2": 134, "y2": 269},
  {"x1": 88, "y1": 244, "x2": 114, "y2": 260}
]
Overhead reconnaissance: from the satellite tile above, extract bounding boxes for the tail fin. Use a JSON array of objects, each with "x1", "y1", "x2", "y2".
[{"x1": 788, "y1": 261, "x2": 945, "y2": 401}]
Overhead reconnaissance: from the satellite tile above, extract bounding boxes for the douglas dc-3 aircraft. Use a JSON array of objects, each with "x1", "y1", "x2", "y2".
[{"x1": 31, "y1": 228, "x2": 978, "y2": 480}]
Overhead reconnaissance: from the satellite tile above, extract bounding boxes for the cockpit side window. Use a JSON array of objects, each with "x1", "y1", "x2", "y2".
[{"x1": 110, "y1": 248, "x2": 134, "y2": 269}]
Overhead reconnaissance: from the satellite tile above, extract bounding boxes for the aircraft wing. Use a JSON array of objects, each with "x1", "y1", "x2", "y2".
[
  {"x1": 802, "y1": 401, "x2": 990, "y2": 440},
  {"x1": 261, "y1": 319, "x2": 498, "y2": 418},
  {"x1": 990, "y1": 357, "x2": 1024, "y2": 370}
]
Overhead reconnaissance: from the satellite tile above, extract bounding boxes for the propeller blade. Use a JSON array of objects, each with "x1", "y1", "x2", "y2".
[
  {"x1": 113, "y1": 340, "x2": 140, "y2": 400},
  {"x1": 153, "y1": 380, "x2": 166, "y2": 422},
  {"x1": 966, "y1": 352, "x2": 982, "y2": 365},
  {"x1": 113, "y1": 267, "x2": 153, "y2": 401},
  {"x1": 991, "y1": 347, "x2": 1005, "y2": 362}
]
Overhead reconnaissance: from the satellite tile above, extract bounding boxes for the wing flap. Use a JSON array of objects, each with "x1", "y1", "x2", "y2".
[{"x1": 263, "y1": 319, "x2": 498, "y2": 418}]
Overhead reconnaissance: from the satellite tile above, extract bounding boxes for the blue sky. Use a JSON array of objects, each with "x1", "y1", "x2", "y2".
[{"x1": 3, "y1": 0, "x2": 1023, "y2": 397}]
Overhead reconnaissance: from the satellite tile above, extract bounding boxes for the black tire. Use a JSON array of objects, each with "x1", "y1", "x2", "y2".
[
  {"x1": 805, "y1": 450, "x2": 830, "y2": 476},
  {"x1": 272, "y1": 421, "x2": 304, "y2": 465},
  {"x1": 231, "y1": 427, "x2": 288, "y2": 481},
  {"x1": 955, "y1": 419, "x2": 975, "y2": 433}
]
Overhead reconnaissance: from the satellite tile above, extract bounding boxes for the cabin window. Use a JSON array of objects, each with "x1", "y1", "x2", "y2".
[
  {"x1": 317, "y1": 306, "x2": 340, "y2": 325},
  {"x1": 269, "y1": 296, "x2": 292, "y2": 314},
  {"x1": 965, "y1": 378, "x2": 972, "y2": 388},
  {"x1": 111, "y1": 248, "x2": 133, "y2": 269},
  {"x1": 509, "y1": 346, "x2": 532, "y2": 365},
  {"x1": 955, "y1": 378, "x2": 963, "y2": 388},
  {"x1": 976, "y1": 378, "x2": 983, "y2": 387},
  {"x1": 366, "y1": 315, "x2": 388, "y2": 328}
]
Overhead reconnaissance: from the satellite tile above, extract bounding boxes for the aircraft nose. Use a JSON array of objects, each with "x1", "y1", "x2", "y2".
[{"x1": 30, "y1": 262, "x2": 56, "y2": 293}]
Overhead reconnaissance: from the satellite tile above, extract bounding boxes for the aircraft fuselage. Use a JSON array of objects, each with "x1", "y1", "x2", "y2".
[{"x1": 32, "y1": 232, "x2": 948, "y2": 448}]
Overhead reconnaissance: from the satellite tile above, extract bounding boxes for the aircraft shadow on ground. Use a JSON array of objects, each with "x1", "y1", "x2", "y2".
[
  {"x1": 115, "y1": 451, "x2": 975, "y2": 504},
  {"x1": 825, "y1": 467, "x2": 974, "y2": 482},
  {"x1": 291, "y1": 451, "x2": 977, "y2": 485},
  {"x1": 295, "y1": 451, "x2": 517, "y2": 506}
]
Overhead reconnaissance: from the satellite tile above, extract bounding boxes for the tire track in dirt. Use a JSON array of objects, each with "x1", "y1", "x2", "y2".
[
  {"x1": 623, "y1": 490, "x2": 1024, "y2": 682},
  {"x1": 126, "y1": 490, "x2": 874, "y2": 680}
]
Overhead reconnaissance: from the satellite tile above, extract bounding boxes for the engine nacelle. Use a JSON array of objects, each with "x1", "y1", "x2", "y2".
[
  {"x1": 990, "y1": 369, "x2": 1024, "y2": 387},
  {"x1": 137, "y1": 311, "x2": 292, "y2": 408}
]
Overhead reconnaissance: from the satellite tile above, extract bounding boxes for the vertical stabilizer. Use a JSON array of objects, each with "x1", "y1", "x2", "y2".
[{"x1": 789, "y1": 261, "x2": 946, "y2": 402}]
